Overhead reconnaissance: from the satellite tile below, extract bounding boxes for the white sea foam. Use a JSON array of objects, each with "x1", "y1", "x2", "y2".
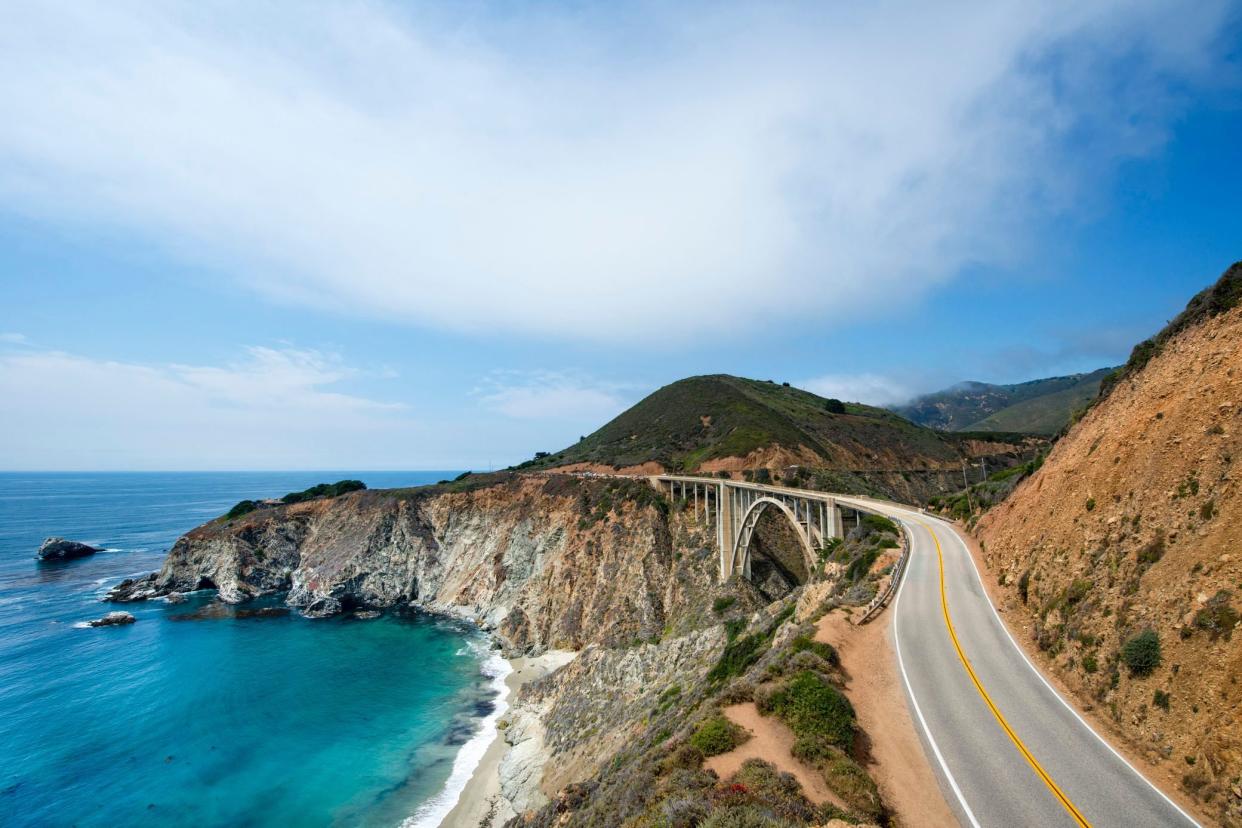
[{"x1": 401, "y1": 640, "x2": 511, "y2": 828}]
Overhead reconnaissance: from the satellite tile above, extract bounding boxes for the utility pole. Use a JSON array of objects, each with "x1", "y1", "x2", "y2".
[{"x1": 962, "y1": 459, "x2": 974, "y2": 514}]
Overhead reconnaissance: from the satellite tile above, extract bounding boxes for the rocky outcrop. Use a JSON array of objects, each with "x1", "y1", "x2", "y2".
[
  {"x1": 88, "y1": 611, "x2": 135, "y2": 627},
  {"x1": 105, "y1": 475, "x2": 694, "y2": 654},
  {"x1": 37, "y1": 537, "x2": 99, "y2": 561}
]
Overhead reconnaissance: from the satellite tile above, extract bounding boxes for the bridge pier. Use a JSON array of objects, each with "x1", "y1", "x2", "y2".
[{"x1": 652, "y1": 474, "x2": 878, "y2": 582}]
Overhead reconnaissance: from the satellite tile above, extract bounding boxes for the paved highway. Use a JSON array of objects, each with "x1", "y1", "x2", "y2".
[{"x1": 836, "y1": 497, "x2": 1199, "y2": 828}]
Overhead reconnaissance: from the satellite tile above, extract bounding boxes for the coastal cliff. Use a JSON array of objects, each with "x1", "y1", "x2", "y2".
[
  {"x1": 112, "y1": 472, "x2": 906, "y2": 826},
  {"x1": 111, "y1": 475, "x2": 715, "y2": 653}
]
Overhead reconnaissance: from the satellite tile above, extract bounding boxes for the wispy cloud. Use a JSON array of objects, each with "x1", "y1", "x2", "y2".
[
  {"x1": 0, "y1": 333, "x2": 29, "y2": 345},
  {"x1": 0, "y1": 345, "x2": 417, "y2": 469},
  {"x1": 0, "y1": 2, "x2": 1234, "y2": 342},
  {"x1": 798, "y1": 374, "x2": 915, "y2": 407},
  {"x1": 474, "y1": 371, "x2": 630, "y2": 421}
]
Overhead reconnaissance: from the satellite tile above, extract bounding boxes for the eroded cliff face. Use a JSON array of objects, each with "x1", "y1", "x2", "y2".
[
  {"x1": 978, "y1": 303, "x2": 1242, "y2": 823},
  {"x1": 114, "y1": 475, "x2": 714, "y2": 654}
]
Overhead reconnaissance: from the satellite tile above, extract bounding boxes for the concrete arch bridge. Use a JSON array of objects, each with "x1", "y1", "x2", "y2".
[{"x1": 652, "y1": 475, "x2": 884, "y2": 581}]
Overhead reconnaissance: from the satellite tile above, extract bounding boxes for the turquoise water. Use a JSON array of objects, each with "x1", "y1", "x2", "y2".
[{"x1": 0, "y1": 472, "x2": 496, "y2": 827}]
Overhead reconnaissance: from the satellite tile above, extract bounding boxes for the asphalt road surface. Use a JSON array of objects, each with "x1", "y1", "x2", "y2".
[{"x1": 837, "y1": 497, "x2": 1199, "y2": 828}]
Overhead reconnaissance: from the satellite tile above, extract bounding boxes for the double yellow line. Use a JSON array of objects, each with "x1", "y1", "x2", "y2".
[{"x1": 921, "y1": 520, "x2": 1091, "y2": 828}]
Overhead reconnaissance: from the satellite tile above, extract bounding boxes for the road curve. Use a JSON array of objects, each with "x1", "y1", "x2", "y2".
[{"x1": 836, "y1": 497, "x2": 1199, "y2": 828}]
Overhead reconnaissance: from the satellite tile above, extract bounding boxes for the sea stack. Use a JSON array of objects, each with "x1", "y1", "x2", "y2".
[{"x1": 37, "y1": 537, "x2": 100, "y2": 561}]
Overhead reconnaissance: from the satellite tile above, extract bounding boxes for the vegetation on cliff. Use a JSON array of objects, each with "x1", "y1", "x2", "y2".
[{"x1": 977, "y1": 261, "x2": 1242, "y2": 823}]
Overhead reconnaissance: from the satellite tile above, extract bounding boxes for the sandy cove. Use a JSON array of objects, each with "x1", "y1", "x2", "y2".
[{"x1": 442, "y1": 650, "x2": 577, "y2": 828}]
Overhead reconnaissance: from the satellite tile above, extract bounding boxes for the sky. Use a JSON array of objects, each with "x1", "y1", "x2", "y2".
[{"x1": 0, "y1": 0, "x2": 1240, "y2": 471}]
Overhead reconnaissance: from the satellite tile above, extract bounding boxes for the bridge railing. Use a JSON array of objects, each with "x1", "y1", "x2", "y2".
[{"x1": 856, "y1": 520, "x2": 912, "y2": 624}]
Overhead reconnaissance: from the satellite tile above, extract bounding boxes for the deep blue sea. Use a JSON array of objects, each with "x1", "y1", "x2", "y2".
[{"x1": 0, "y1": 472, "x2": 504, "y2": 828}]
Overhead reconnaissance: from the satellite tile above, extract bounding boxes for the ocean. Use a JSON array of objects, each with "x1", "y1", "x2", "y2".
[{"x1": 0, "y1": 472, "x2": 503, "y2": 828}]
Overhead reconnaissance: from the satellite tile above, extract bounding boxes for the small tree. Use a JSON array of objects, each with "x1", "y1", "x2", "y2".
[{"x1": 823, "y1": 398, "x2": 846, "y2": 414}]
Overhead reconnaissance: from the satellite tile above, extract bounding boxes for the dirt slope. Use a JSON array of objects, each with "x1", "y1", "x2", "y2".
[{"x1": 978, "y1": 267, "x2": 1242, "y2": 825}]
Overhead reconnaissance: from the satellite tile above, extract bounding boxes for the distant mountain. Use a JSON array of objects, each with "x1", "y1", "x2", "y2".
[
  {"x1": 522, "y1": 374, "x2": 1021, "y2": 476},
  {"x1": 894, "y1": 368, "x2": 1115, "y2": 434}
]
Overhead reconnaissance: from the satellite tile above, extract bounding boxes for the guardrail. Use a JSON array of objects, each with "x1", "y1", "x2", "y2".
[{"x1": 856, "y1": 521, "x2": 912, "y2": 624}]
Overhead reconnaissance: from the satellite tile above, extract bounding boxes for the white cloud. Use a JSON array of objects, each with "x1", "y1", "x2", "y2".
[
  {"x1": 0, "y1": 333, "x2": 29, "y2": 344},
  {"x1": 474, "y1": 371, "x2": 629, "y2": 421},
  {"x1": 0, "y1": 346, "x2": 421, "y2": 469},
  {"x1": 798, "y1": 374, "x2": 915, "y2": 407},
  {"x1": 0, "y1": 1, "x2": 1233, "y2": 342}
]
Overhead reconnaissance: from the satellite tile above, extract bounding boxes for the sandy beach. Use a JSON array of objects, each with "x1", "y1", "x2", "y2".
[{"x1": 441, "y1": 650, "x2": 576, "y2": 828}]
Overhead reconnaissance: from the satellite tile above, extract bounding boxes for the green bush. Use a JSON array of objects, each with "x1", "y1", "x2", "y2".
[
  {"x1": 823, "y1": 398, "x2": 846, "y2": 414},
  {"x1": 712, "y1": 596, "x2": 737, "y2": 615},
  {"x1": 1121, "y1": 630, "x2": 1162, "y2": 677},
  {"x1": 1153, "y1": 689, "x2": 1171, "y2": 711},
  {"x1": 789, "y1": 634, "x2": 839, "y2": 667},
  {"x1": 1082, "y1": 654, "x2": 1098, "y2": 673},
  {"x1": 764, "y1": 671, "x2": 855, "y2": 749},
  {"x1": 822, "y1": 752, "x2": 884, "y2": 820},
  {"x1": 860, "y1": 514, "x2": 899, "y2": 535},
  {"x1": 708, "y1": 632, "x2": 769, "y2": 683},
  {"x1": 281, "y1": 479, "x2": 366, "y2": 504},
  {"x1": 689, "y1": 715, "x2": 746, "y2": 756},
  {"x1": 225, "y1": 500, "x2": 259, "y2": 520},
  {"x1": 1018, "y1": 570, "x2": 1032, "y2": 604},
  {"x1": 845, "y1": 549, "x2": 880, "y2": 582}
]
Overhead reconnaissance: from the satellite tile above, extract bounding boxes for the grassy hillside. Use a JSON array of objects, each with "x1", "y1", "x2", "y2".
[
  {"x1": 521, "y1": 374, "x2": 1004, "y2": 474},
  {"x1": 896, "y1": 368, "x2": 1113, "y2": 434}
]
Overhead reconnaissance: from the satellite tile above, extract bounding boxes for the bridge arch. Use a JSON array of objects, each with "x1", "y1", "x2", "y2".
[{"x1": 728, "y1": 496, "x2": 816, "y2": 580}]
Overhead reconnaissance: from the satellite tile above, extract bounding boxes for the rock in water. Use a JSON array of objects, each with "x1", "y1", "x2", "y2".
[
  {"x1": 106, "y1": 573, "x2": 161, "y2": 603},
  {"x1": 88, "y1": 612, "x2": 135, "y2": 627},
  {"x1": 37, "y1": 537, "x2": 100, "y2": 561}
]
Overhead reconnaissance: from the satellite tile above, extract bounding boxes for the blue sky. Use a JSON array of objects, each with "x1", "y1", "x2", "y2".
[{"x1": 1, "y1": 1, "x2": 1239, "y2": 470}]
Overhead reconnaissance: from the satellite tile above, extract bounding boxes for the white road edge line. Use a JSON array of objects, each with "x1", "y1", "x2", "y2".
[
  {"x1": 926, "y1": 512, "x2": 1202, "y2": 828},
  {"x1": 890, "y1": 518, "x2": 982, "y2": 828}
]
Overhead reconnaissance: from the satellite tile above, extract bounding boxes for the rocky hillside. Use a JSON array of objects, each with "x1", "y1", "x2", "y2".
[
  {"x1": 109, "y1": 472, "x2": 910, "y2": 826},
  {"x1": 897, "y1": 368, "x2": 1113, "y2": 434},
  {"x1": 977, "y1": 262, "x2": 1242, "y2": 825},
  {"x1": 521, "y1": 373, "x2": 1038, "y2": 502}
]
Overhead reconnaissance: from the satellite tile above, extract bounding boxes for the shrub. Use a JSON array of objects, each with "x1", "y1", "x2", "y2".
[
  {"x1": 1085, "y1": 497, "x2": 1096, "y2": 512},
  {"x1": 860, "y1": 514, "x2": 899, "y2": 535},
  {"x1": 709, "y1": 632, "x2": 769, "y2": 683},
  {"x1": 764, "y1": 670, "x2": 855, "y2": 749},
  {"x1": 790, "y1": 634, "x2": 839, "y2": 667},
  {"x1": 1082, "y1": 654, "x2": 1099, "y2": 673},
  {"x1": 823, "y1": 398, "x2": 846, "y2": 414},
  {"x1": 701, "y1": 804, "x2": 798, "y2": 828},
  {"x1": 1121, "y1": 630, "x2": 1162, "y2": 677},
  {"x1": 1137, "y1": 533, "x2": 1165, "y2": 569},
  {"x1": 281, "y1": 479, "x2": 366, "y2": 504},
  {"x1": 1193, "y1": 590, "x2": 1238, "y2": 641},
  {"x1": 1018, "y1": 570, "x2": 1031, "y2": 603},
  {"x1": 225, "y1": 500, "x2": 258, "y2": 520},
  {"x1": 690, "y1": 715, "x2": 746, "y2": 756},
  {"x1": 845, "y1": 549, "x2": 880, "y2": 582},
  {"x1": 1153, "y1": 690, "x2": 1171, "y2": 711},
  {"x1": 713, "y1": 596, "x2": 738, "y2": 615},
  {"x1": 821, "y1": 752, "x2": 884, "y2": 820},
  {"x1": 1065, "y1": 579, "x2": 1092, "y2": 608}
]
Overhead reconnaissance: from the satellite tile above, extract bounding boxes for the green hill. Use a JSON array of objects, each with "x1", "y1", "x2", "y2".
[
  {"x1": 522, "y1": 374, "x2": 983, "y2": 473},
  {"x1": 895, "y1": 368, "x2": 1114, "y2": 434}
]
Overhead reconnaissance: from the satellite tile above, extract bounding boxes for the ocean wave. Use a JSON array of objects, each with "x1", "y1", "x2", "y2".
[{"x1": 401, "y1": 644, "x2": 512, "y2": 828}]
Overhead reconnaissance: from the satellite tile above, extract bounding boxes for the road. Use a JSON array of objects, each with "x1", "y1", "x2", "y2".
[{"x1": 835, "y1": 497, "x2": 1199, "y2": 828}]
